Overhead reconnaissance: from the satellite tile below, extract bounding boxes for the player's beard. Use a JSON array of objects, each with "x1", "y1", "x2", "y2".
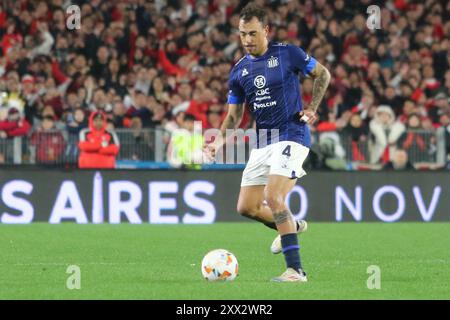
[
  {"x1": 245, "y1": 45, "x2": 259, "y2": 56},
  {"x1": 245, "y1": 39, "x2": 268, "y2": 57}
]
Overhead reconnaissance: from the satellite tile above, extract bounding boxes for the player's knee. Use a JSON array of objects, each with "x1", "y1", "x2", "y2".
[
  {"x1": 236, "y1": 202, "x2": 256, "y2": 218},
  {"x1": 265, "y1": 195, "x2": 284, "y2": 212},
  {"x1": 236, "y1": 203, "x2": 250, "y2": 216}
]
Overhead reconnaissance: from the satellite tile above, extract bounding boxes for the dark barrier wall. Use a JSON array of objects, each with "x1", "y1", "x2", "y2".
[{"x1": 0, "y1": 168, "x2": 449, "y2": 223}]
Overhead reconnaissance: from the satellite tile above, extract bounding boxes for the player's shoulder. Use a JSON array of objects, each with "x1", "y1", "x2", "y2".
[
  {"x1": 271, "y1": 42, "x2": 296, "y2": 51},
  {"x1": 231, "y1": 56, "x2": 247, "y2": 69},
  {"x1": 272, "y1": 42, "x2": 306, "y2": 53},
  {"x1": 271, "y1": 42, "x2": 305, "y2": 59},
  {"x1": 229, "y1": 56, "x2": 248, "y2": 77},
  {"x1": 271, "y1": 42, "x2": 289, "y2": 48}
]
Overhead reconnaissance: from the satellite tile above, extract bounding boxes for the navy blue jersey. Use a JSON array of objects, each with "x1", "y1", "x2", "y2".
[{"x1": 227, "y1": 42, "x2": 317, "y2": 148}]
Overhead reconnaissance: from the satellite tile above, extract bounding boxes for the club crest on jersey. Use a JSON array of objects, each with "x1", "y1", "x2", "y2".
[
  {"x1": 242, "y1": 68, "x2": 249, "y2": 76},
  {"x1": 267, "y1": 56, "x2": 279, "y2": 68}
]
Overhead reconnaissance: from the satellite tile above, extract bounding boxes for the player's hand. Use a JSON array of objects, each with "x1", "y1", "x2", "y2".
[{"x1": 299, "y1": 108, "x2": 318, "y2": 125}]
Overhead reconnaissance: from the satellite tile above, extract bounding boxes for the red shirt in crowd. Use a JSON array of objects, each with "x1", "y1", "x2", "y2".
[
  {"x1": 78, "y1": 111, "x2": 120, "y2": 168},
  {"x1": 30, "y1": 127, "x2": 65, "y2": 164},
  {"x1": 0, "y1": 118, "x2": 31, "y2": 137}
]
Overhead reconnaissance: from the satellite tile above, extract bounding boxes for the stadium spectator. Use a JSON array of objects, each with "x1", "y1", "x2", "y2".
[
  {"x1": 65, "y1": 107, "x2": 88, "y2": 162},
  {"x1": 0, "y1": 107, "x2": 31, "y2": 138},
  {"x1": 205, "y1": 104, "x2": 224, "y2": 129},
  {"x1": 316, "y1": 132, "x2": 348, "y2": 170},
  {"x1": 446, "y1": 123, "x2": 450, "y2": 168},
  {"x1": 33, "y1": 105, "x2": 66, "y2": 131},
  {"x1": 120, "y1": 115, "x2": 154, "y2": 161},
  {"x1": 78, "y1": 111, "x2": 120, "y2": 168},
  {"x1": 398, "y1": 113, "x2": 435, "y2": 163},
  {"x1": 30, "y1": 115, "x2": 65, "y2": 164},
  {"x1": 383, "y1": 149, "x2": 415, "y2": 170},
  {"x1": 0, "y1": 107, "x2": 31, "y2": 163},
  {"x1": 29, "y1": 22, "x2": 54, "y2": 59},
  {"x1": 167, "y1": 113, "x2": 203, "y2": 169},
  {"x1": 110, "y1": 100, "x2": 129, "y2": 128},
  {"x1": 342, "y1": 113, "x2": 369, "y2": 162},
  {"x1": 369, "y1": 105, "x2": 406, "y2": 164},
  {"x1": 428, "y1": 91, "x2": 449, "y2": 125},
  {"x1": 0, "y1": 72, "x2": 25, "y2": 114}
]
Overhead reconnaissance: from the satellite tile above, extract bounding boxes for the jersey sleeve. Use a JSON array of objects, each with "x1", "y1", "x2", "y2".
[
  {"x1": 287, "y1": 45, "x2": 317, "y2": 76},
  {"x1": 227, "y1": 67, "x2": 245, "y2": 104}
]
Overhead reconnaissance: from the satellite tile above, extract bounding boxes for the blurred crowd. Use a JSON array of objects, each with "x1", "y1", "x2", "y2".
[{"x1": 0, "y1": 0, "x2": 449, "y2": 168}]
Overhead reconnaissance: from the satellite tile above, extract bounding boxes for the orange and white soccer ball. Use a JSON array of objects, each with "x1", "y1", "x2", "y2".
[{"x1": 201, "y1": 249, "x2": 238, "y2": 281}]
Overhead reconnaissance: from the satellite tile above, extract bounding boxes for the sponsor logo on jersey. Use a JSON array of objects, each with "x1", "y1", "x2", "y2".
[
  {"x1": 242, "y1": 68, "x2": 249, "y2": 76},
  {"x1": 255, "y1": 88, "x2": 270, "y2": 96},
  {"x1": 253, "y1": 100, "x2": 277, "y2": 110},
  {"x1": 267, "y1": 56, "x2": 279, "y2": 68},
  {"x1": 254, "y1": 75, "x2": 266, "y2": 89}
]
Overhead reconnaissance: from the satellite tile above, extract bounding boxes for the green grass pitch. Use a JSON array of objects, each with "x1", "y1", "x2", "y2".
[{"x1": 0, "y1": 222, "x2": 449, "y2": 299}]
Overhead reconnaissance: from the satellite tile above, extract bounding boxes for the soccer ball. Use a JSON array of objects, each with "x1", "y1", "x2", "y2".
[{"x1": 201, "y1": 249, "x2": 238, "y2": 281}]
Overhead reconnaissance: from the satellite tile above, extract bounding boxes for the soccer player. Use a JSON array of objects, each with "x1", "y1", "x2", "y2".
[{"x1": 206, "y1": 3, "x2": 331, "y2": 282}]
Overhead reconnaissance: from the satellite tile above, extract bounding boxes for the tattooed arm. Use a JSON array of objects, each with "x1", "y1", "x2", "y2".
[
  {"x1": 220, "y1": 103, "x2": 244, "y2": 137},
  {"x1": 299, "y1": 62, "x2": 331, "y2": 124}
]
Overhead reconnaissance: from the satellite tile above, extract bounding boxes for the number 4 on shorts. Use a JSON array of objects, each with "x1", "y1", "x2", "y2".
[{"x1": 282, "y1": 145, "x2": 291, "y2": 157}]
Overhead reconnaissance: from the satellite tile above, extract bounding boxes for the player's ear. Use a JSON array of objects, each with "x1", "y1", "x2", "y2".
[{"x1": 263, "y1": 24, "x2": 269, "y2": 36}]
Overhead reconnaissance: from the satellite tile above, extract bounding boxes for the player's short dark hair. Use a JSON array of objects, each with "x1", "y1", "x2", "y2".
[{"x1": 240, "y1": 2, "x2": 268, "y2": 26}]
